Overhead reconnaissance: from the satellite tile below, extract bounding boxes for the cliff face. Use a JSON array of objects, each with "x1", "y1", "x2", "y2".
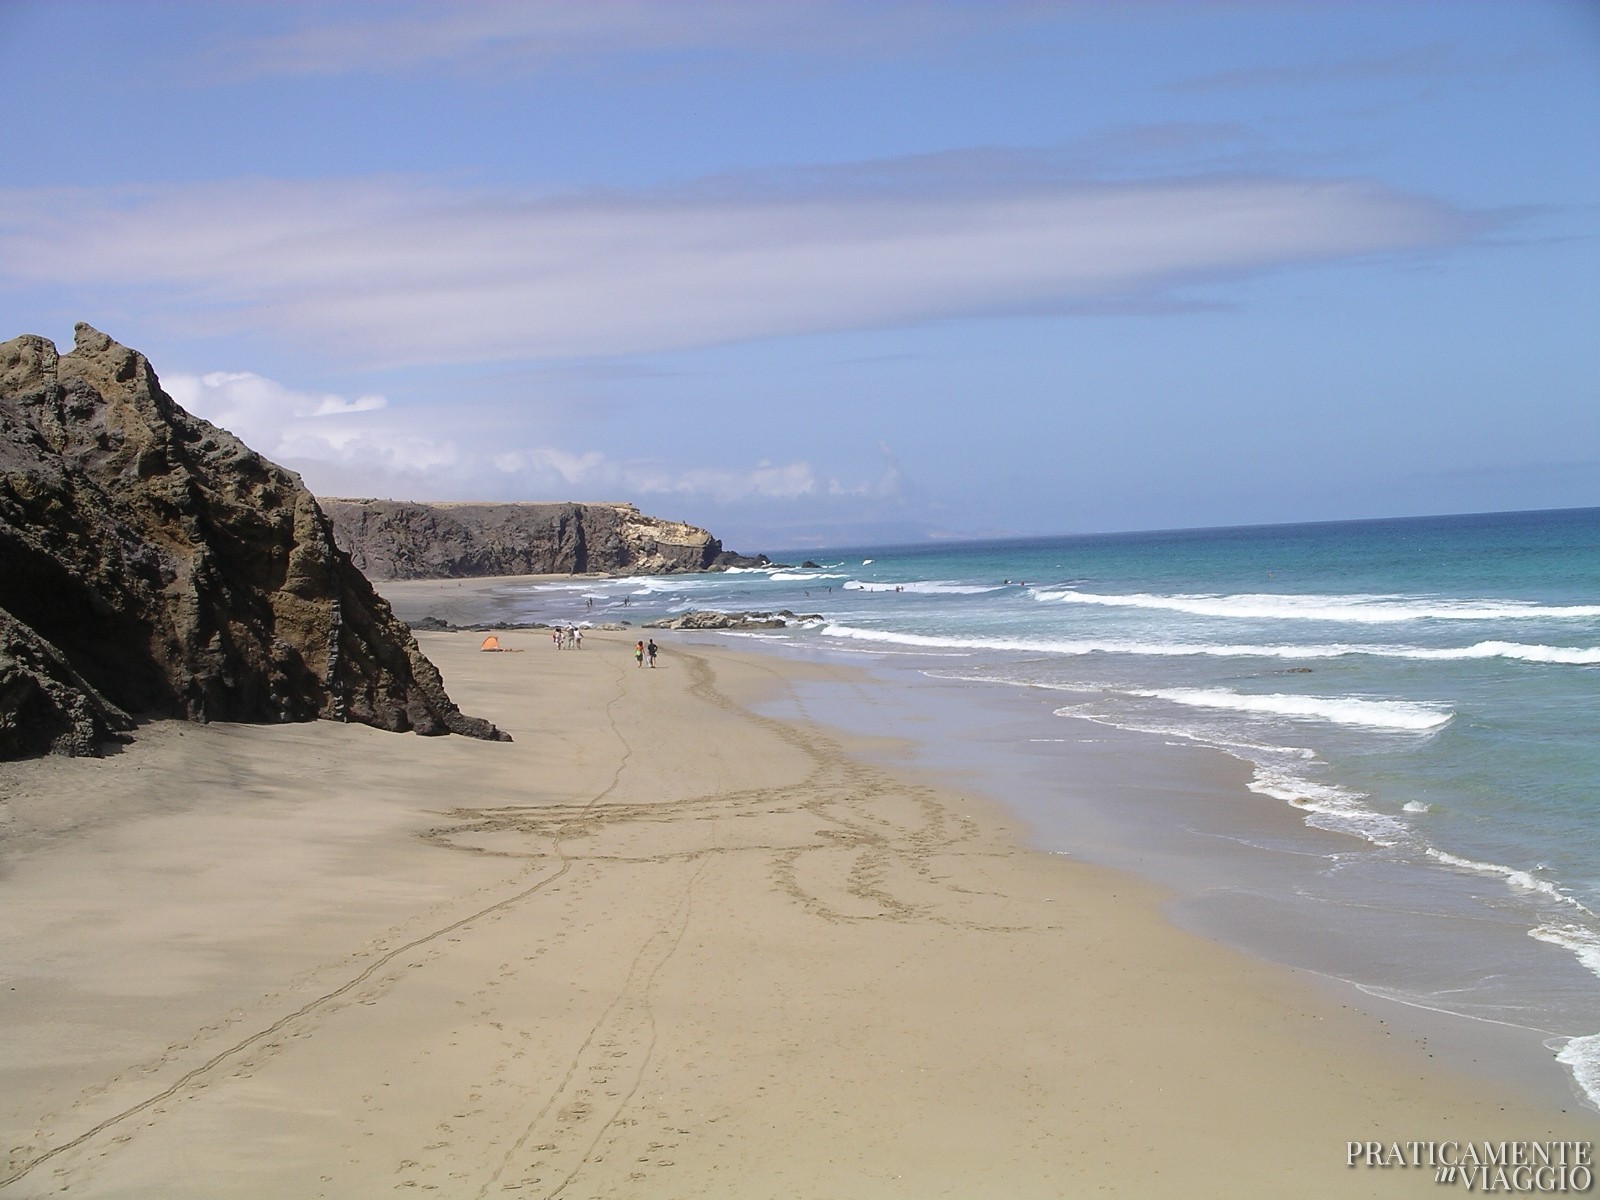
[
  {"x1": 0, "y1": 323, "x2": 508, "y2": 759},
  {"x1": 322, "y1": 498, "x2": 759, "y2": 580}
]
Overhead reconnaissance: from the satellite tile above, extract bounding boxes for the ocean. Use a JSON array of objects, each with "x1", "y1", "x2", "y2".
[{"x1": 496, "y1": 506, "x2": 1600, "y2": 1112}]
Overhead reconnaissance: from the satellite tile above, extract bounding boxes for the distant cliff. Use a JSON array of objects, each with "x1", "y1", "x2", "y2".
[
  {"x1": 0, "y1": 323, "x2": 509, "y2": 759},
  {"x1": 321, "y1": 498, "x2": 767, "y2": 580}
]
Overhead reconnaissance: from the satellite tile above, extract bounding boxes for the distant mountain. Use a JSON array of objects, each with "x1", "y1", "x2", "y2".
[
  {"x1": 0, "y1": 323, "x2": 508, "y2": 759},
  {"x1": 321, "y1": 498, "x2": 770, "y2": 580}
]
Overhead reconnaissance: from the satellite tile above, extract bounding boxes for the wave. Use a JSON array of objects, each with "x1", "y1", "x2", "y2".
[
  {"x1": 843, "y1": 580, "x2": 1007, "y2": 595},
  {"x1": 1426, "y1": 850, "x2": 1597, "y2": 917},
  {"x1": 625, "y1": 576, "x2": 731, "y2": 594},
  {"x1": 1246, "y1": 766, "x2": 1408, "y2": 846},
  {"x1": 768, "y1": 571, "x2": 848, "y2": 582},
  {"x1": 1554, "y1": 1033, "x2": 1600, "y2": 1113},
  {"x1": 1391, "y1": 641, "x2": 1600, "y2": 664},
  {"x1": 1531, "y1": 923, "x2": 1600, "y2": 977},
  {"x1": 1030, "y1": 588, "x2": 1600, "y2": 624},
  {"x1": 1531, "y1": 928, "x2": 1600, "y2": 1110},
  {"x1": 817, "y1": 624, "x2": 1597, "y2": 667},
  {"x1": 1046, "y1": 699, "x2": 1412, "y2": 845},
  {"x1": 1127, "y1": 687, "x2": 1453, "y2": 731}
]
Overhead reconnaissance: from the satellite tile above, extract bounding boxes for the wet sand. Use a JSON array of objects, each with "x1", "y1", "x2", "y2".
[{"x1": 0, "y1": 625, "x2": 1588, "y2": 1198}]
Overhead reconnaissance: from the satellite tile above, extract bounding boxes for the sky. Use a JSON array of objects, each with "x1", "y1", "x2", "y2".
[{"x1": 0, "y1": 1, "x2": 1596, "y2": 552}]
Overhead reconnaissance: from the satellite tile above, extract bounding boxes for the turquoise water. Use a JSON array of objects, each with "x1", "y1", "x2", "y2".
[{"x1": 513, "y1": 506, "x2": 1600, "y2": 1109}]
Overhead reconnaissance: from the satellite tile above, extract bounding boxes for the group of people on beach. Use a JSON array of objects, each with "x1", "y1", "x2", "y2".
[{"x1": 546, "y1": 627, "x2": 660, "y2": 667}]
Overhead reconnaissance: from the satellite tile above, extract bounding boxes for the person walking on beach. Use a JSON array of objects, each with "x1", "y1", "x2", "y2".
[
  {"x1": 646, "y1": 639, "x2": 658, "y2": 668},
  {"x1": 574, "y1": 627, "x2": 583, "y2": 650},
  {"x1": 635, "y1": 640, "x2": 645, "y2": 668}
]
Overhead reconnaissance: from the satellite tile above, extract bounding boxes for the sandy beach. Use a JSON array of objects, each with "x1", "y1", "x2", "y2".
[{"x1": 0, "y1": 618, "x2": 1590, "y2": 1199}]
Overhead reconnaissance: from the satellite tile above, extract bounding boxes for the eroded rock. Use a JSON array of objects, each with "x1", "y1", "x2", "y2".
[{"x1": 0, "y1": 323, "x2": 509, "y2": 757}]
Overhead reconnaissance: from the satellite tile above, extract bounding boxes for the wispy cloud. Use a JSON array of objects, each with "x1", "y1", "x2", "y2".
[
  {"x1": 0, "y1": 153, "x2": 1484, "y2": 367},
  {"x1": 1169, "y1": 42, "x2": 1526, "y2": 94},
  {"x1": 165, "y1": 367, "x2": 852, "y2": 505},
  {"x1": 221, "y1": 1, "x2": 1058, "y2": 79}
]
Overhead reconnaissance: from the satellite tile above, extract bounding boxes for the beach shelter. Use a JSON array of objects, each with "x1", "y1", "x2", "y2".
[{"x1": 479, "y1": 634, "x2": 502, "y2": 652}]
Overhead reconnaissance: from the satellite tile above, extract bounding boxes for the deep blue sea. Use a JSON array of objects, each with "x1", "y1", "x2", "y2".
[{"x1": 510, "y1": 506, "x2": 1600, "y2": 1110}]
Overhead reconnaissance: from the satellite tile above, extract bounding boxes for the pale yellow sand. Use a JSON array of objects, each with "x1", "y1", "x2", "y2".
[{"x1": 0, "y1": 629, "x2": 1589, "y2": 1199}]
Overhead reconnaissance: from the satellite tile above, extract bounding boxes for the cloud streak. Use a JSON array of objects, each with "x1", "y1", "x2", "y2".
[
  {"x1": 221, "y1": 1, "x2": 1057, "y2": 78},
  {"x1": 164, "y1": 368, "x2": 851, "y2": 506},
  {"x1": 0, "y1": 155, "x2": 1483, "y2": 367}
]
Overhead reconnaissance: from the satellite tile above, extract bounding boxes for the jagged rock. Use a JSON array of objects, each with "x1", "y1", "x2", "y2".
[
  {"x1": 643, "y1": 609, "x2": 821, "y2": 631},
  {"x1": 0, "y1": 608, "x2": 136, "y2": 758},
  {"x1": 323, "y1": 498, "x2": 764, "y2": 580},
  {"x1": 0, "y1": 323, "x2": 509, "y2": 758},
  {"x1": 712, "y1": 549, "x2": 775, "y2": 571},
  {"x1": 801, "y1": 560, "x2": 821, "y2": 569}
]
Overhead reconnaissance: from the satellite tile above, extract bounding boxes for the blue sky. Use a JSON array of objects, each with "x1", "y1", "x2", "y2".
[{"x1": 1, "y1": 1, "x2": 1596, "y2": 551}]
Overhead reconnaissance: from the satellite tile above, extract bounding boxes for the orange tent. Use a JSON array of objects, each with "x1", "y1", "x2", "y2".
[{"x1": 479, "y1": 634, "x2": 502, "y2": 651}]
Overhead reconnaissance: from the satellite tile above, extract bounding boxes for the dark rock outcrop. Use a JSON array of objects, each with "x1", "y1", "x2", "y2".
[
  {"x1": 322, "y1": 497, "x2": 770, "y2": 580},
  {"x1": 0, "y1": 323, "x2": 509, "y2": 758},
  {"x1": 0, "y1": 608, "x2": 135, "y2": 758},
  {"x1": 643, "y1": 609, "x2": 822, "y2": 631}
]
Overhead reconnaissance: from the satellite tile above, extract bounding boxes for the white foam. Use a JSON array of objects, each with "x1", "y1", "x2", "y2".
[
  {"x1": 1533, "y1": 925, "x2": 1600, "y2": 1111},
  {"x1": 1045, "y1": 700, "x2": 1411, "y2": 848},
  {"x1": 1554, "y1": 1033, "x2": 1600, "y2": 1112},
  {"x1": 1392, "y1": 641, "x2": 1600, "y2": 664},
  {"x1": 818, "y1": 624, "x2": 1597, "y2": 668},
  {"x1": 843, "y1": 579, "x2": 1006, "y2": 595},
  {"x1": 768, "y1": 572, "x2": 847, "y2": 582},
  {"x1": 1530, "y1": 923, "x2": 1600, "y2": 978},
  {"x1": 1427, "y1": 850, "x2": 1597, "y2": 917},
  {"x1": 1128, "y1": 687, "x2": 1454, "y2": 732},
  {"x1": 1029, "y1": 588, "x2": 1600, "y2": 624},
  {"x1": 1246, "y1": 766, "x2": 1408, "y2": 846},
  {"x1": 1402, "y1": 800, "x2": 1434, "y2": 813}
]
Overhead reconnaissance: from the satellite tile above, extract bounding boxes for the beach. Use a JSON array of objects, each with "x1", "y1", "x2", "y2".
[{"x1": 0, "y1": 616, "x2": 1590, "y2": 1199}]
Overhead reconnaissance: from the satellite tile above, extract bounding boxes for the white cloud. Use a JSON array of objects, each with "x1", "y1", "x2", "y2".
[
  {"x1": 829, "y1": 442, "x2": 903, "y2": 498},
  {"x1": 164, "y1": 367, "x2": 841, "y2": 505},
  {"x1": 0, "y1": 162, "x2": 1478, "y2": 368},
  {"x1": 165, "y1": 369, "x2": 397, "y2": 457},
  {"x1": 630, "y1": 459, "x2": 820, "y2": 503}
]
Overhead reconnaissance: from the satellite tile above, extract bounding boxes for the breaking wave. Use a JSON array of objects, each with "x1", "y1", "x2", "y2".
[
  {"x1": 1125, "y1": 687, "x2": 1454, "y2": 732},
  {"x1": 818, "y1": 624, "x2": 1596, "y2": 667},
  {"x1": 843, "y1": 579, "x2": 1007, "y2": 595},
  {"x1": 1030, "y1": 589, "x2": 1600, "y2": 624}
]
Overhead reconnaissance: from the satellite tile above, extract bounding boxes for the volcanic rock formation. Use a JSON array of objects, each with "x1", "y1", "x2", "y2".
[
  {"x1": 0, "y1": 323, "x2": 509, "y2": 759},
  {"x1": 321, "y1": 498, "x2": 769, "y2": 580}
]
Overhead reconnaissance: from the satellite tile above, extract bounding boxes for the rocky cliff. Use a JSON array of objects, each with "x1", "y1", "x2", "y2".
[
  {"x1": 0, "y1": 323, "x2": 508, "y2": 759},
  {"x1": 322, "y1": 498, "x2": 766, "y2": 580}
]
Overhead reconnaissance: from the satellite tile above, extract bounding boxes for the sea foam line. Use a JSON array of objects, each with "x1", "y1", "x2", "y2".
[
  {"x1": 1427, "y1": 850, "x2": 1598, "y2": 918},
  {"x1": 844, "y1": 579, "x2": 1006, "y2": 595},
  {"x1": 819, "y1": 623, "x2": 1596, "y2": 667},
  {"x1": 1029, "y1": 589, "x2": 1600, "y2": 624},
  {"x1": 1126, "y1": 687, "x2": 1454, "y2": 732}
]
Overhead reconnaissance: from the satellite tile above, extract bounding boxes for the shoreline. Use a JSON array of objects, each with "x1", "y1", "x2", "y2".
[
  {"x1": 728, "y1": 636, "x2": 1599, "y2": 1116},
  {"x1": 1, "y1": 624, "x2": 1590, "y2": 1196},
  {"x1": 383, "y1": 573, "x2": 1600, "y2": 1118}
]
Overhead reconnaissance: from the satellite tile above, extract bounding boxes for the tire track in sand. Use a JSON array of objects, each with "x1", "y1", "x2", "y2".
[
  {"x1": 0, "y1": 659, "x2": 640, "y2": 1195},
  {"x1": 471, "y1": 854, "x2": 710, "y2": 1199}
]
